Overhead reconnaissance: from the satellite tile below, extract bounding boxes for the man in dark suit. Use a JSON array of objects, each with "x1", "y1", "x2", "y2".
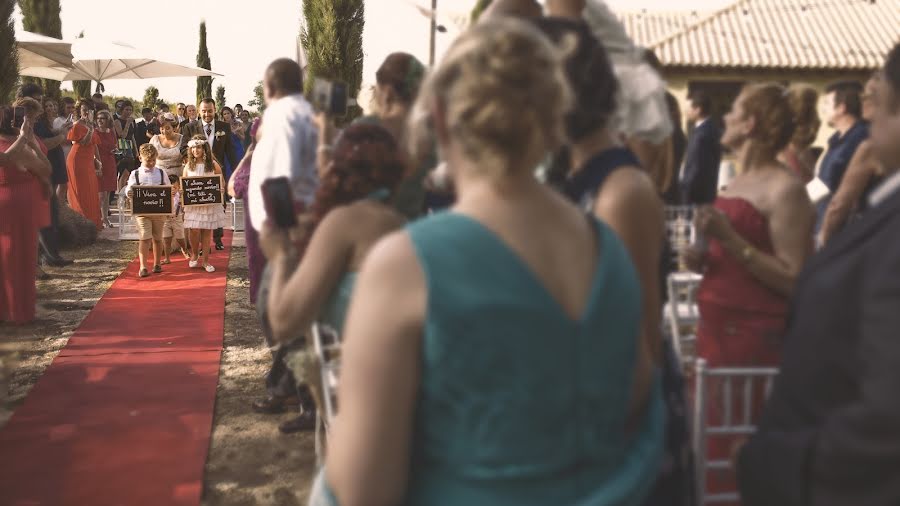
[
  {"x1": 680, "y1": 91, "x2": 722, "y2": 205},
  {"x1": 179, "y1": 104, "x2": 198, "y2": 132},
  {"x1": 738, "y1": 43, "x2": 900, "y2": 506},
  {"x1": 181, "y1": 98, "x2": 239, "y2": 250}
]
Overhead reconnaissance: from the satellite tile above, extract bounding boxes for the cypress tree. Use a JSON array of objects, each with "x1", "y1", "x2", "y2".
[
  {"x1": 196, "y1": 21, "x2": 212, "y2": 104},
  {"x1": 215, "y1": 85, "x2": 226, "y2": 113},
  {"x1": 19, "y1": 0, "x2": 62, "y2": 100},
  {"x1": 300, "y1": 0, "x2": 364, "y2": 122},
  {"x1": 0, "y1": 0, "x2": 18, "y2": 102}
]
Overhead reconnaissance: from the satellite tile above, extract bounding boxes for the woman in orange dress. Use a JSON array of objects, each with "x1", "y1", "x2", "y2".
[
  {"x1": 66, "y1": 98, "x2": 102, "y2": 229},
  {"x1": 0, "y1": 108, "x2": 52, "y2": 324}
]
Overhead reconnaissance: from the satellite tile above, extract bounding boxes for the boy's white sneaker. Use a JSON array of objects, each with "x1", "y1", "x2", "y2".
[
  {"x1": 204, "y1": 264, "x2": 215, "y2": 273},
  {"x1": 189, "y1": 260, "x2": 198, "y2": 268}
]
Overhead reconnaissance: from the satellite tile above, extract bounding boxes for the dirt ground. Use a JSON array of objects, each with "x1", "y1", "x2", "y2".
[
  {"x1": 202, "y1": 245, "x2": 317, "y2": 505},
  {"x1": 0, "y1": 238, "x2": 317, "y2": 505}
]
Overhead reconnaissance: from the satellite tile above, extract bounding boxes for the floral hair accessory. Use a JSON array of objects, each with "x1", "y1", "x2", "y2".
[{"x1": 188, "y1": 139, "x2": 206, "y2": 148}]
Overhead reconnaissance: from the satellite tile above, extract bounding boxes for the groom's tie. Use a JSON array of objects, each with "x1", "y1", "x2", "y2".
[{"x1": 205, "y1": 123, "x2": 212, "y2": 139}]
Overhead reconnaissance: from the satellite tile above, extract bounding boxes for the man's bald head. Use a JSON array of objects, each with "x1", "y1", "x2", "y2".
[{"x1": 263, "y1": 58, "x2": 304, "y2": 103}]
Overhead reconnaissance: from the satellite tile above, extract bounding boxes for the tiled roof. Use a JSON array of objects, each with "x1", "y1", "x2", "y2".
[
  {"x1": 617, "y1": 10, "x2": 707, "y2": 47},
  {"x1": 624, "y1": 0, "x2": 900, "y2": 70}
]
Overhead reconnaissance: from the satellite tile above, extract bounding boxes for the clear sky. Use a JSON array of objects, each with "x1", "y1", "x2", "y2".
[{"x1": 14, "y1": 0, "x2": 732, "y2": 111}]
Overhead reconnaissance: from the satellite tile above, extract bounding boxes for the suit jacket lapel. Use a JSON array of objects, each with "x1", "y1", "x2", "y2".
[{"x1": 806, "y1": 190, "x2": 900, "y2": 272}]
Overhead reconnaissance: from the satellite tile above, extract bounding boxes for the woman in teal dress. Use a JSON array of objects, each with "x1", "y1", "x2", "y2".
[
  {"x1": 312, "y1": 18, "x2": 664, "y2": 506},
  {"x1": 258, "y1": 123, "x2": 408, "y2": 429}
]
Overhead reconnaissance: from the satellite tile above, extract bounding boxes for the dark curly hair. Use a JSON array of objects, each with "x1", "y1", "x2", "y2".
[
  {"x1": 306, "y1": 123, "x2": 407, "y2": 235},
  {"x1": 534, "y1": 17, "x2": 618, "y2": 142}
]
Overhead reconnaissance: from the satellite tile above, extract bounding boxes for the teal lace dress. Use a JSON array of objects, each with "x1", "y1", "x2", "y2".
[{"x1": 311, "y1": 212, "x2": 664, "y2": 506}]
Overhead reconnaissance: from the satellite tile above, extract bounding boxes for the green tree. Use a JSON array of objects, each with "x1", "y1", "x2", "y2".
[
  {"x1": 18, "y1": 0, "x2": 62, "y2": 100},
  {"x1": 470, "y1": 0, "x2": 493, "y2": 23},
  {"x1": 142, "y1": 85, "x2": 163, "y2": 111},
  {"x1": 71, "y1": 31, "x2": 92, "y2": 99},
  {"x1": 247, "y1": 80, "x2": 265, "y2": 113},
  {"x1": 300, "y1": 0, "x2": 364, "y2": 121},
  {"x1": 196, "y1": 21, "x2": 212, "y2": 104},
  {"x1": 215, "y1": 84, "x2": 226, "y2": 113},
  {"x1": 0, "y1": 0, "x2": 18, "y2": 102}
]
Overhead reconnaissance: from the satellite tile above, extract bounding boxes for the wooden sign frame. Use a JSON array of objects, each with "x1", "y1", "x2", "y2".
[
  {"x1": 181, "y1": 175, "x2": 224, "y2": 207},
  {"x1": 131, "y1": 185, "x2": 174, "y2": 216}
]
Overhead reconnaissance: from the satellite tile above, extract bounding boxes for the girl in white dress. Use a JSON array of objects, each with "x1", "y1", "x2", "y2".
[{"x1": 182, "y1": 136, "x2": 226, "y2": 272}]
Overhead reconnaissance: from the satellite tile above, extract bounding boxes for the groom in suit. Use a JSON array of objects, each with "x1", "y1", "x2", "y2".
[
  {"x1": 737, "y1": 43, "x2": 900, "y2": 506},
  {"x1": 181, "y1": 98, "x2": 239, "y2": 250}
]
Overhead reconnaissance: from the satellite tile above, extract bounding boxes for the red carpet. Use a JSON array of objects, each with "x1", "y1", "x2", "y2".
[{"x1": 0, "y1": 232, "x2": 232, "y2": 506}]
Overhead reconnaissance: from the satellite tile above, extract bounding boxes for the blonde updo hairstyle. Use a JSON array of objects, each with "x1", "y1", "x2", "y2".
[
  {"x1": 740, "y1": 83, "x2": 796, "y2": 155},
  {"x1": 786, "y1": 85, "x2": 820, "y2": 149},
  {"x1": 408, "y1": 18, "x2": 573, "y2": 179}
]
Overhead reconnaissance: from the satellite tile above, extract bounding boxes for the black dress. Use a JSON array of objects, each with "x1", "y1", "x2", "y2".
[{"x1": 562, "y1": 147, "x2": 695, "y2": 506}]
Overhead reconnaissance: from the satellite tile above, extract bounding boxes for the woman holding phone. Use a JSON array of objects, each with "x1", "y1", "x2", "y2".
[
  {"x1": 66, "y1": 99, "x2": 103, "y2": 229},
  {"x1": 258, "y1": 123, "x2": 407, "y2": 433}
]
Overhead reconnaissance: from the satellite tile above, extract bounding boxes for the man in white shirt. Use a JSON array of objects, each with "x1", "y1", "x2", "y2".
[
  {"x1": 249, "y1": 58, "x2": 319, "y2": 433},
  {"x1": 249, "y1": 58, "x2": 318, "y2": 232}
]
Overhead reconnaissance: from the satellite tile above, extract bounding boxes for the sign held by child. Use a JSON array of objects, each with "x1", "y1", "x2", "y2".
[
  {"x1": 132, "y1": 186, "x2": 174, "y2": 216},
  {"x1": 182, "y1": 175, "x2": 224, "y2": 206}
]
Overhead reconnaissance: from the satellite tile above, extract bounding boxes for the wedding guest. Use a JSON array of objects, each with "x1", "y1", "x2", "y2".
[
  {"x1": 135, "y1": 107, "x2": 159, "y2": 144},
  {"x1": 778, "y1": 85, "x2": 820, "y2": 184},
  {"x1": 95, "y1": 110, "x2": 118, "y2": 228},
  {"x1": 260, "y1": 123, "x2": 407, "y2": 433},
  {"x1": 339, "y1": 53, "x2": 429, "y2": 218},
  {"x1": 233, "y1": 104, "x2": 243, "y2": 117},
  {"x1": 32, "y1": 95, "x2": 73, "y2": 266},
  {"x1": 149, "y1": 113, "x2": 184, "y2": 177},
  {"x1": 680, "y1": 90, "x2": 722, "y2": 205},
  {"x1": 113, "y1": 100, "x2": 138, "y2": 179},
  {"x1": 179, "y1": 104, "x2": 198, "y2": 131},
  {"x1": 15, "y1": 97, "x2": 53, "y2": 281},
  {"x1": 219, "y1": 106, "x2": 245, "y2": 183},
  {"x1": 0, "y1": 109, "x2": 52, "y2": 324},
  {"x1": 175, "y1": 103, "x2": 186, "y2": 124},
  {"x1": 738, "y1": 42, "x2": 900, "y2": 506},
  {"x1": 248, "y1": 58, "x2": 318, "y2": 416},
  {"x1": 239, "y1": 110, "x2": 253, "y2": 148},
  {"x1": 91, "y1": 93, "x2": 104, "y2": 108},
  {"x1": 684, "y1": 83, "x2": 814, "y2": 498},
  {"x1": 312, "y1": 18, "x2": 663, "y2": 506},
  {"x1": 819, "y1": 74, "x2": 885, "y2": 246},
  {"x1": 814, "y1": 81, "x2": 867, "y2": 231},
  {"x1": 66, "y1": 99, "x2": 103, "y2": 229},
  {"x1": 228, "y1": 118, "x2": 263, "y2": 303},
  {"x1": 535, "y1": 16, "x2": 691, "y2": 506},
  {"x1": 53, "y1": 97, "x2": 76, "y2": 202}
]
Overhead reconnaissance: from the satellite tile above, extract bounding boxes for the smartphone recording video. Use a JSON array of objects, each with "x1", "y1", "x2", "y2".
[
  {"x1": 312, "y1": 78, "x2": 349, "y2": 117},
  {"x1": 261, "y1": 177, "x2": 298, "y2": 229}
]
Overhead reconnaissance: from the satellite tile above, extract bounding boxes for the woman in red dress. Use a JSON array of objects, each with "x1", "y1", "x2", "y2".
[
  {"x1": 0, "y1": 107, "x2": 52, "y2": 324},
  {"x1": 685, "y1": 83, "x2": 815, "y2": 503},
  {"x1": 66, "y1": 99, "x2": 102, "y2": 229},
  {"x1": 95, "y1": 110, "x2": 118, "y2": 228}
]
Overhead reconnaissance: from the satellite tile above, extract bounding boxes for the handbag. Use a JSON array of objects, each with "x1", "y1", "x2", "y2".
[{"x1": 115, "y1": 137, "x2": 136, "y2": 162}]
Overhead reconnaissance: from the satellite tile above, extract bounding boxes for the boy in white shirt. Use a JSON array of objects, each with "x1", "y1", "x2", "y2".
[{"x1": 123, "y1": 144, "x2": 171, "y2": 278}]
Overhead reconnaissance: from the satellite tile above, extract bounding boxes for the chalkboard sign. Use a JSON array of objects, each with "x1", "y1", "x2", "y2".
[
  {"x1": 131, "y1": 185, "x2": 174, "y2": 216},
  {"x1": 182, "y1": 175, "x2": 224, "y2": 207}
]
